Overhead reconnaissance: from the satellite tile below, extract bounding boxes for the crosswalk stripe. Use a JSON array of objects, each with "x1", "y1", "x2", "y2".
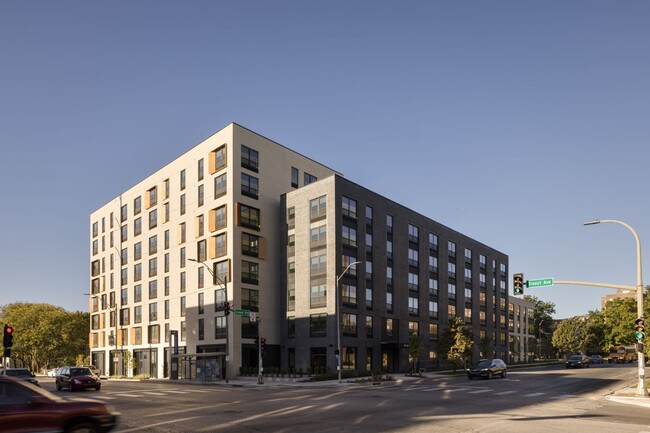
[
  {"x1": 467, "y1": 389, "x2": 491, "y2": 394},
  {"x1": 523, "y1": 392, "x2": 545, "y2": 397},
  {"x1": 493, "y1": 391, "x2": 517, "y2": 395}
]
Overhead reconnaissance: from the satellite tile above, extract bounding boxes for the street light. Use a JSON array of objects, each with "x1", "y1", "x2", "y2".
[
  {"x1": 188, "y1": 258, "x2": 229, "y2": 382},
  {"x1": 336, "y1": 260, "x2": 361, "y2": 383},
  {"x1": 584, "y1": 219, "x2": 647, "y2": 396}
]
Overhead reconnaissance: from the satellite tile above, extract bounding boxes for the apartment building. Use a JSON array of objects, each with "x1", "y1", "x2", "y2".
[
  {"x1": 89, "y1": 122, "x2": 510, "y2": 379},
  {"x1": 282, "y1": 175, "x2": 510, "y2": 374},
  {"x1": 89, "y1": 123, "x2": 338, "y2": 379},
  {"x1": 508, "y1": 296, "x2": 536, "y2": 363}
]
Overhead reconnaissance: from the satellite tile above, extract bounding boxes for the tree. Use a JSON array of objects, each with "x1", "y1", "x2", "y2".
[
  {"x1": 408, "y1": 332, "x2": 424, "y2": 374},
  {"x1": 440, "y1": 317, "x2": 474, "y2": 371},
  {"x1": 552, "y1": 316, "x2": 590, "y2": 355},
  {"x1": 478, "y1": 335, "x2": 494, "y2": 359},
  {"x1": 0, "y1": 303, "x2": 89, "y2": 372},
  {"x1": 524, "y1": 295, "x2": 556, "y2": 358}
]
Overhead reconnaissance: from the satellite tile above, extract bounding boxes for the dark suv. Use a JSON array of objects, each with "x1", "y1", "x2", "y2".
[
  {"x1": 56, "y1": 366, "x2": 101, "y2": 391},
  {"x1": 565, "y1": 354, "x2": 590, "y2": 368}
]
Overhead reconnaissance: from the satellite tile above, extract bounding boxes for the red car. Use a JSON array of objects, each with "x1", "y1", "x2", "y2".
[
  {"x1": 0, "y1": 375, "x2": 118, "y2": 433},
  {"x1": 56, "y1": 366, "x2": 102, "y2": 391}
]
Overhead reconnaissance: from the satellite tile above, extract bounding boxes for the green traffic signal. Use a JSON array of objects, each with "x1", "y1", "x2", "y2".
[
  {"x1": 635, "y1": 318, "x2": 645, "y2": 340},
  {"x1": 513, "y1": 273, "x2": 525, "y2": 295}
]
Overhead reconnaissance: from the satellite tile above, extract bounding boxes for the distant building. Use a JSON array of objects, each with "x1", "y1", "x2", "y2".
[
  {"x1": 601, "y1": 289, "x2": 637, "y2": 310},
  {"x1": 508, "y1": 297, "x2": 536, "y2": 363},
  {"x1": 89, "y1": 123, "x2": 510, "y2": 379}
]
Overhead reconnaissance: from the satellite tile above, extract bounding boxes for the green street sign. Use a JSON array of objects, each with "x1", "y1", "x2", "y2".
[
  {"x1": 526, "y1": 278, "x2": 554, "y2": 288},
  {"x1": 234, "y1": 309, "x2": 250, "y2": 317}
]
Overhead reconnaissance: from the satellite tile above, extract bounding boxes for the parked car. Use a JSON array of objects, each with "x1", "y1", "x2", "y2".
[
  {"x1": 80, "y1": 365, "x2": 101, "y2": 376},
  {"x1": 467, "y1": 359, "x2": 507, "y2": 379},
  {"x1": 46, "y1": 368, "x2": 59, "y2": 377},
  {"x1": 0, "y1": 368, "x2": 40, "y2": 386},
  {"x1": 56, "y1": 366, "x2": 101, "y2": 391},
  {"x1": 566, "y1": 354, "x2": 590, "y2": 368},
  {"x1": 0, "y1": 375, "x2": 118, "y2": 433},
  {"x1": 588, "y1": 355, "x2": 604, "y2": 364}
]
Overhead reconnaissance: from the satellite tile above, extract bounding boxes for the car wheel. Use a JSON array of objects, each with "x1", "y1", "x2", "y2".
[
  {"x1": 502, "y1": 370, "x2": 506, "y2": 378},
  {"x1": 66, "y1": 422, "x2": 99, "y2": 433},
  {"x1": 95, "y1": 385, "x2": 101, "y2": 391},
  {"x1": 56, "y1": 381, "x2": 62, "y2": 390},
  {"x1": 487, "y1": 371, "x2": 493, "y2": 380},
  {"x1": 468, "y1": 374, "x2": 473, "y2": 380}
]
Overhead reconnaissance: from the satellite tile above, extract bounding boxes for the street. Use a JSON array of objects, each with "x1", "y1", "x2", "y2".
[{"x1": 38, "y1": 364, "x2": 650, "y2": 433}]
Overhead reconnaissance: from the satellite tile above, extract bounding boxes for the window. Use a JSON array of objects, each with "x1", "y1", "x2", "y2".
[
  {"x1": 408, "y1": 272, "x2": 419, "y2": 291},
  {"x1": 408, "y1": 248, "x2": 419, "y2": 266},
  {"x1": 342, "y1": 284, "x2": 357, "y2": 306},
  {"x1": 287, "y1": 206, "x2": 295, "y2": 229},
  {"x1": 215, "y1": 316, "x2": 227, "y2": 339},
  {"x1": 386, "y1": 291, "x2": 393, "y2": 312},
  {"x1": 342, "y1": 196, "x2": 357, "y2": 219},
  {"x1": 180, "y1": 194, "x2": 186, "y2": 215},
  {"x1": 214, "y1": 173, "x2": 227, "y2": 198},
  {"x1": 241, "y1": 288, "x2": 259, "y2": 312},
  {"x1": 198, "y1": 184, "x2": 204, "y2": 207},
  {"x1": 198, "y1": 292, "x2": 204, "y2": 314},
  {"x1": 429, "y1": 278, "x2": 438, "y2": 296},
  {"x1": 134, "y1": 306, "x2": 142, "y2": 324},
  {"x1": 304, "y1": 172, "x2": 317, "y2": 185},
  {"x1": 465, "y1": 248, "x2": 472, "y2": 264},
  {"x1": 211, "y1": 145, "x2": 227, "y2": 172},
  {"x1": 365, "y1": 287, "x2": 373, "y2": 309},
  {"x1": 215, "y1": 260, "x2": 229, "y2": 283},
  {"x1": 133, "y1": 264, "x2": 142, "y2": 282},
  {"x1": 180, "y1": 169, "x2": 186, "y2": 190},
  {"x1": 242, "y1": 233, "x2": 259, "y2": 257},
  {"x1": 408, "y1": 297, "x2": 418, "y2": 315},
  {"x1": 386, "y1": 318, "x2": 394, "y2": 337},
  {"x1": 310, "y1": 253, "x2": 326, "y2": 276},
  {"x1": 238, "y1": 204, "x2": 260, "y2": 230},
  {"x1": 148, "y1": 258, "x2": 157, "y2": 277},
  {"x1": 198, "y1": 158, "x2": 204, "y2": 181},
  {"x1": 310, "y1": 280, "x2": 327, "y2": 308},
  {"x1": 310, "y1": 313, "x2": 327, "y2": 337},
  {"x1": 448, "y1": 283, "x2": 456, "y2": 299},
  {"x1": 134, "y1": 284, "x2": 142, "y2": 302},
  {"x1": 429, "y1": 255, "x2": 438, "y2": 273},
  {"x1": 291, "y1": 167, "x2": 299, "y2": 188},
  {"x1": 366, "y1": 316, "x2": 373, "y2": 338},
  {"x1": 386, "y1": 214, "x2": 393, "y2": 233},
  {"x1": 214, "y1": 233, "x2": 227, "y2": 257},
  {"x1": 197, "y1": 239, "x2": 207, "y2": 262},
  {"x1": 343, "y1": 313, "x2": 357, "y2": 336},
  {"x1": 134, "y1": 218, "x2": 142, "y2": 237},
  {"x1": 180, "y1": 296, "x2": 186, "y2": 317},
  {"x1": 214, "y1": 288, "x2": 226, "y2": 312},
  {"x1": 196, "y1": 214, "x2": 205, "y2": 237},
  {"x1": 408, "y1": 224, "x2": 419, "y2": 243},
  {"x1": 211, "y1": 205, "x2": 227, "y2": 231},
  {"x1": 342, "y1": 226, "x2": 357, "y2": 247},
  {"x1": 147, "y1": 186, "x2": 157, "y2": 208},
  {"x1": 241, "y1": 173, "x2": 259, "y2": 199},
  {"x1": 448, "y1": 241, "x2": 456, "y2": 257},
  {"x1": 448, "y1": 262, "x2": 456, "y2": 279},
  {"x1": 149, "y1": 302, "x2": 158, "y2": 321},
  {"x1": 429, "y1": 301, "x2": 438, "y2": 319},
  {"x1": 198, "y1": 319, "x2": 204, "y2": 340},
  {"x1": 241, "y1": 145, "x2": 259, "y2": 171},
  {"x1": 310, "y1": 196, "x2": 326, "y2": 220},
  {"x1": 121, "y1": 204, "x2": 128, "y2": 223},
  {"x1": 310, "y1": 225, "x2": 327, "y2": 249},
  {"x1": 163, "y1": 179, "x2": 170, "y2": 199},
  {"x1": 241, "y1": 260, "x2": 259, "y2": 284},
  {"x1": 429, "y1": 233, "x2": 438, "y2": 250},
  {"x1": 148, "y1": 324, "x2": 160, "y2": 344},
  {"x1": 149, "y1": 235, "x2": 157, "y2": 255}
]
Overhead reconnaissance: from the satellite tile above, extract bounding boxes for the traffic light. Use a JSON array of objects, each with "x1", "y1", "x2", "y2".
[
  {"x1": 635, "y1": 318, "x2": 645, "y2": 340},
  {"x1": 513, "y1": 273, "x2": 525, "y2": 295},
  {"x1": 261, "y1": 337, "x2": 266, "y2": 353},
  {"x1": 3, "y1": 324, "x2": 13, "y2": 357},
  {"x1": 224, "y1": 301, "x2": 231, "y2": 316}
]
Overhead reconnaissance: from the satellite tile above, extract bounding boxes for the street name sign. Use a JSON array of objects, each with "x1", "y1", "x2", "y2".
[
  {"x1": 526, "y1": 278, "x2": 554, "y2": 288},
  {"x1": 234, "y1": 309, "x2": 250, "y2": 316}
]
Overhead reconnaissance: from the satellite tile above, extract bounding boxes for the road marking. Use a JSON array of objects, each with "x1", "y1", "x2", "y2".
[
  {"x1": 493, "y1": 391, "x2": 517, "y2": 395},
  {"x1": 92, "y1": 395, "x2": 116, "y2": 400},
  {"x1": 523, "y1": 392, "x2": 545, "y2": 397},
  {"x1": 115, "y1": 394, "x2": 143, "y2": 398},
  {"x1": 164, "y1": 390, "x2": 189, "y2": 394},
  {"x1": 118, "y1": 416, "x2": 202, "y2": 433},
  {"x1": 467, "y1": 389, "x2": 491, "y2": 394},
  {"x1": 142, "y1": 391, "x2": 167, "y2": 395},
  {"x1": 551, "y1": 394, "x2": 576, "y2": 399}
]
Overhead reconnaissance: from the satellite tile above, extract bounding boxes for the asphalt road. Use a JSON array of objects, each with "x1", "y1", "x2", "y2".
[{"x1": 38, "y1": 363, "x2": 650, "y2": 433}]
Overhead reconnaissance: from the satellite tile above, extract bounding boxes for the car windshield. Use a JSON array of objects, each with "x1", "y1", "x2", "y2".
[
  {"x1": 70, "y1": 368, "x2": 92, "y2": 376},
  {"x1": 476, "y1": 360, "x2": 492, "y2": 368},
  {"x1": 6, "y1": 370, "x2": 32, "y2": 377},
  {"x1": 569, "y1": 356, "x2": 582, "y2": 360}
]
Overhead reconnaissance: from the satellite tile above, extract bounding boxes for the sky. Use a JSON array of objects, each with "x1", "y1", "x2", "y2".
[{"x1": 1, "y1": 1, "x2": 649, "y2": 319}]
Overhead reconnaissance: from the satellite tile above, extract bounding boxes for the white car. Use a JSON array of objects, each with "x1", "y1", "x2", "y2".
[
  {"x1": 47, "y1": 368, "x2": 58, "y2": 377},
  {"x1": 79, "y1": 365, "x2": 101, "y2": 376}
]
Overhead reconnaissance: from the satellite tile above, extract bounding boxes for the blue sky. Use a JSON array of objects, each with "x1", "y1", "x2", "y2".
[{"x1": 1, "y1": 1, "x2": 649, "y2": 319}]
